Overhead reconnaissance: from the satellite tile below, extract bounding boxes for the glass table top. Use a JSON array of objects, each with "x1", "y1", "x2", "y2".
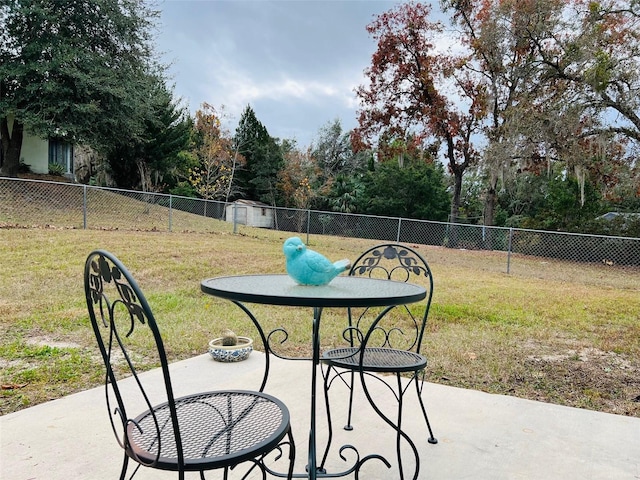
[{"x1": 201, "y1": 274, "x2": 426, "y2": 308}]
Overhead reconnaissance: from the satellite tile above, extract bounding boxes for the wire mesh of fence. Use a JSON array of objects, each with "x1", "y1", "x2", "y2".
[{"x1": 2, "y1": 177, "x2": 639, "y2": 273}]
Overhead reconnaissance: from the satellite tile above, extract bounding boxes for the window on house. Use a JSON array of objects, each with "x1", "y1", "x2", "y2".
[
  {"x1": 48, "y1": 139, "x2": 73, "y2": 174},
  {"x1": 261, "y1": 208, "x2": 266, "y2": 216}
]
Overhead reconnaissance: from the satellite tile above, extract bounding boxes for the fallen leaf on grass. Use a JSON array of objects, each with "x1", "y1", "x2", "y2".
[{"x1": 2, "y1": 383, "x2": 29, "y2": 390}]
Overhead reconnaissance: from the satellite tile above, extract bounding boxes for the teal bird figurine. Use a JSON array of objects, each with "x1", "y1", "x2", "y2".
[{"x1": 283, "y1": 236, "x2": 350, "y2": 286}]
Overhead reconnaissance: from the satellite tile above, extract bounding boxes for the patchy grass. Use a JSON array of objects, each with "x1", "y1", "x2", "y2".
[{"x1": 1, "y1": 226, "x2": 639, "y2": 417}]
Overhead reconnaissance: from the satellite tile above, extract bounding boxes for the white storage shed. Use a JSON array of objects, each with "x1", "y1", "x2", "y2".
[{"x1": 225, "y1": 199, "x2": 274, "y2": 228}]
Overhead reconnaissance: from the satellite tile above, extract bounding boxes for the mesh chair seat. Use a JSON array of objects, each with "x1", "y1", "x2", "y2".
[
  {"x1": 321, "y1": 347, "x2": 427, "y2": 373},
  {"x1": 129, "y1": 390, "x2": 290, "y2": 471}
]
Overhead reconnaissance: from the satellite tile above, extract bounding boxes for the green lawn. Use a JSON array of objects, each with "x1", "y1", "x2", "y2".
[{"x1": 1, "y1": 225, "x2": 639, "y2": 417}]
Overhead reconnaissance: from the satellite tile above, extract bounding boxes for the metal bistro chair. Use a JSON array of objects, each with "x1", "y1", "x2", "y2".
[
  {"x1": 321, "y1": 244, "x2": 437, "y2": 478},
  {"x1": 84, "y1": 250, "x2": 295, "y2": 480}
]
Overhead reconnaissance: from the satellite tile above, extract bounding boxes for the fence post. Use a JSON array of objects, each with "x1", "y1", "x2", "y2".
[
  {"x1": 168, "y1": 195, "x2": 173, "y2": 232},
  {"x1": 507, "y1": 227, "x2": 513, "y2": 274},
  {"x1": 233, "y1": 203, "x2": 238, "y2": 234},
  {"x1": 397, "y1": 218, "x2": 402, "y2": 242},
  {"x1": 306, "y1": 210, "x2": 311, "y2": 245},
  {"x1": 83, "y1": 185, "x2": 87, "y2": 230}
]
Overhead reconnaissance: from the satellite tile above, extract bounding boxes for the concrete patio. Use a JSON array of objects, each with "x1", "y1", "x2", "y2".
[{"x1": 1, "y1": 351, "x2": 639, "y2": 479}]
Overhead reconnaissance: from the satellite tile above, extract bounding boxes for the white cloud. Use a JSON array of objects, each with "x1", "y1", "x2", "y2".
[
  {"x1": 219, "y1": 74, "x2": 341, "y2": 105},
  {"x1": 157, "y1": 0, "x2": 399, "y2": 147},
  {"x1": 197, "y1": 54, "x2": 360, "y2": 123}
]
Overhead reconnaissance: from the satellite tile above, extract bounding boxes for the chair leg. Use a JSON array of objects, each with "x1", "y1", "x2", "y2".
[
  {"x1": 121, "y1": 456, "x2": 145, "y2": 480},
  {"x1": 344, "y1": 370, "x2": 355, "y2": 431},
  {"x1": 414, "y1": 373, "x2": 437, "y2": 444},
  {"x1": 396, "y1": 374, "x2": 405, "y2": 480},
  {"x1": 323, "y1": 363, "x2": 356, "y2": 431},
  {"x1": 395, "y1": 373, "x2": 420, "y2": 480},
  {"x1": 356, "y1": 368, "x2": 420, "y2": 480},
  {"x1": 119, "y1": 454, "x2": 128, "y2": 480},
  {"x1": 287, "y1": 427, "x2": 296, "y2": 480},
  {"x1": 320, "y1": 365, "x2": 334, "y2": 470}
]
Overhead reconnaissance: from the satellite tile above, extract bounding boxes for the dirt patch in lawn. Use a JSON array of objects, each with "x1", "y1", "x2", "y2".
[{"x1": 519, "y1": 347, "x2": 640, "y2": 416}]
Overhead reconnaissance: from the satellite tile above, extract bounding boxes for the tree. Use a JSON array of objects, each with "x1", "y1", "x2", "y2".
[
  {"x1": 312, "y1": 119, "x2": 368, "y2": 184},
  {"x1": 496, "y1": 137, "x2": 638, "y2": 231},
  {"x1": 528, "y1": 0, "x2": 640, "y2": 144},
  {"x1": 328, "y1": 174, "x2": 363, "y2": 214},
  {"x1": 528, "y1": 170, "x2": 601, "y2": 232},
  {"x1": 308, "y1": 119, "x2": 368, "y2": 210},
  {"x1": 105, "y1": 77, "x2": 192, "y2": 191},
  {"x1": 443, "y1": 0, "x2": 546, "y2": 227},
  {"x1": 353, "y1": 2, "x2": 485, "y2": 224},
  {"x1": 277, "y1": 146, "x2": 317, "y2": 210},
  {"x1": 524, "y1": 0, "x2": 640, "y2": 214},
  {"x1": 189, "y1": 103, "x2": 241, "y2": 200},
  {"x1": 0, "y1": 0, "x2": 159, "y2": 176},
  {"x1": 358, "y1": 161, "x2": 450, "y2": 221},
  {"x1": 443, "y1": 0, "x2": 640, "y2": 228},
  {"x1": 233, "y1": 105, "x2": 283, "y2": 205}
]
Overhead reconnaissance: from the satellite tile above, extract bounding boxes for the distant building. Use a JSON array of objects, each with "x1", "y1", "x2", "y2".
[
  {"x1": 1, "y1": 114, "x2": 74, "y2": 177},
  {"x1": 225, "y1": 199, "x2": 274, "y2": 228}
]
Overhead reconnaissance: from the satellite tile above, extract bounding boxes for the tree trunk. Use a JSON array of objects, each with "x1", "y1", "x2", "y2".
[
  {"x1": 0, "y1": 117, "x2": 23, "y2": 177},
  {"x1": 136, "y1": 158, "x2": 151, "y2": 192},
  {"x1": 484, "y1": 187, "x2": 496, "y2": 227},
  {"x1": 450, "y1": 169, "x2": 462, "y2": 224},
  {"x1": 483, "y1": 181, "x2": 497, "y2": 250},
  {"x1": 484, "y1": 168, "x2": 499, "y2": 227},
  {"x1": 444, "y1": 133, "x2": 462, "y2": 225},
  {"x1": 447, "y1": 168, "x2": 463, "y2": 248}
]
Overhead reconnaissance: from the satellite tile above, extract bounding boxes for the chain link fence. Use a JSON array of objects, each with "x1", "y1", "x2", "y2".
[{"x1": 2, "y1": 177, "x2": 639, "y2": 273}]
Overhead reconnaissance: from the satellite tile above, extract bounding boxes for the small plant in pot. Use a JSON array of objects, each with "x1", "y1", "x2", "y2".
[{"x1": 208, "y1": 329, "x2": 253, "y2": 362}]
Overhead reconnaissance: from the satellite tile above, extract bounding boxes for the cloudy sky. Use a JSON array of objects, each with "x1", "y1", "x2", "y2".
[{"x1": 155, "y1": 0, "x2": 401, "y2": 149}]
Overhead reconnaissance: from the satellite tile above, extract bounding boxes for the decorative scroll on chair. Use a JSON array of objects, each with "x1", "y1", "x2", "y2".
[
  {"x1": 84, "y1": 250, "x2": 295, "y2": 480},
  {"x1": 321, "y1": 244, "x2": 437, "y2": 480}
]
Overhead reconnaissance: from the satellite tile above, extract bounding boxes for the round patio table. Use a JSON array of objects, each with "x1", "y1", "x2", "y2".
[{"x1": 201, "y1": 274, "x2": 426, "y2": 479}]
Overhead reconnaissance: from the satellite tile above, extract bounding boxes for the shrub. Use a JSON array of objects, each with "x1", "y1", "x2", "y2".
[
  {"x1": 18, "y1": 160, "x2": 32, "y2": 173},
  {"x1": 48, "y1": 163, "x2": 65, "y2": 176}
]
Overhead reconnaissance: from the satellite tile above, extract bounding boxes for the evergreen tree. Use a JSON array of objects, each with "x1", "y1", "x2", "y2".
[
  {"x1": 0, "y1": 0, "x2": 160, "y2": 176},
  {"x1": 359, "y1": 161, "x2": 450, "y2": 221},
  {"x1": 105, "y1": 77, "x2": 192, "y2": 191},
  {"x1": 233, "y1": 105, "x2": 283, "y2": 204}
]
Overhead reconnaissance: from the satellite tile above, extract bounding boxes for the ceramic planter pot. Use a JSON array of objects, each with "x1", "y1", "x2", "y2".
[{"x1": 208, "y1": 336, "x2": 253, "y2": 362}]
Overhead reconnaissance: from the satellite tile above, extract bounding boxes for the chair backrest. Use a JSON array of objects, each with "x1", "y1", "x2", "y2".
[
  {"x1": 84, "y1": 250, "x2": 185, "y2": 468},
  {"x1": 347, "y1": 244, "x2": 434, "y2": 353}
]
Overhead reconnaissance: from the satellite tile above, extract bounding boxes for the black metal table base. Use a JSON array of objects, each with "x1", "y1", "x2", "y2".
[{"x1": 232, "y1": 303, "x2": 400, "y2": 479}]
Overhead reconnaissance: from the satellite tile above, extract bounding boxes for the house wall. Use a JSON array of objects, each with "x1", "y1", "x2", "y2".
[
  {"x1": 3, "y1": 114, "x2": 49, "y2": 174},
  {"x1": 20, "y1": 132, "x2": 48, "y2": 174}
]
